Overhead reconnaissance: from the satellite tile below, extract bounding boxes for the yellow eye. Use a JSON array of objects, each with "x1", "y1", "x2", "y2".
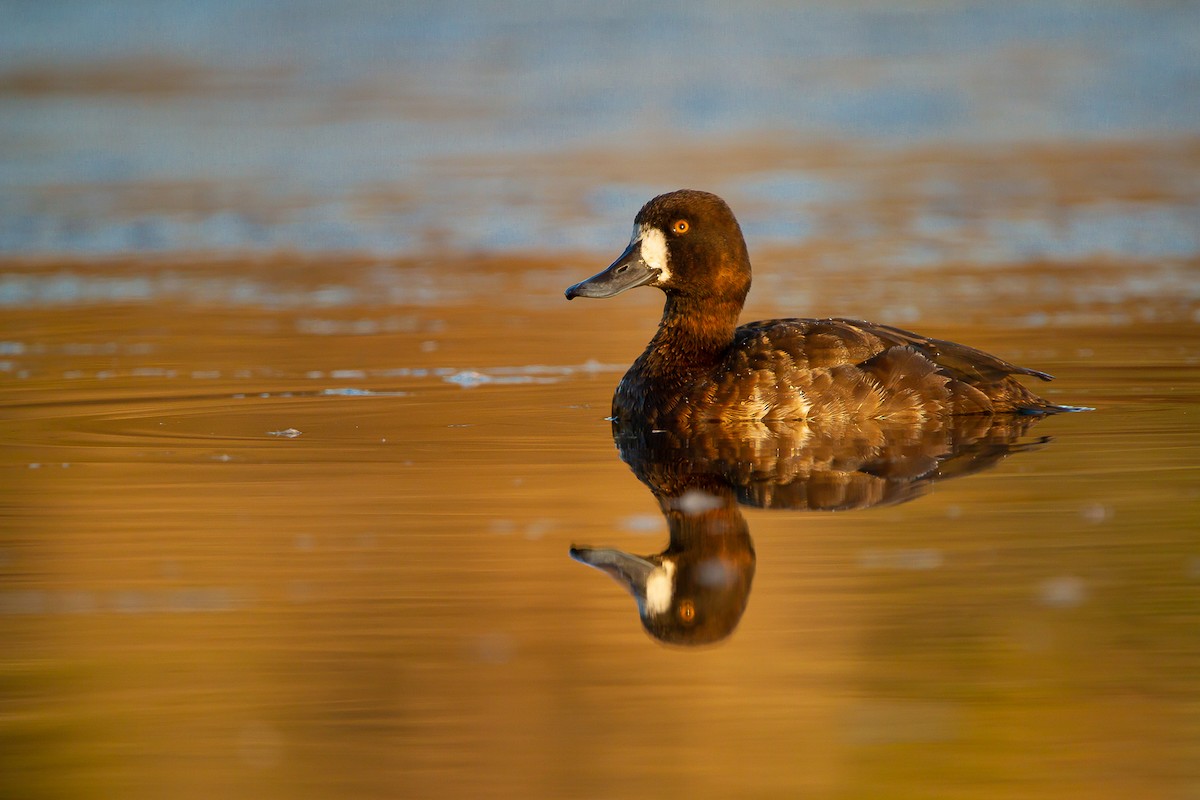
[
  {"x1": 673, "y1": 219, "x2": 690, "y2": 234},
  {"x1": 679, "y1": 600, "x2": 696, "y2": 622}
]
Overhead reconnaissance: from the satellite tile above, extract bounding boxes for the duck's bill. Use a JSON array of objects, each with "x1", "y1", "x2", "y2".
[
  {"x1": 565, "y1": 241, "x2": 658, "y2": 299},
  {"x1": 569, "y1": 547, "x2": 656, "y2": 597}
]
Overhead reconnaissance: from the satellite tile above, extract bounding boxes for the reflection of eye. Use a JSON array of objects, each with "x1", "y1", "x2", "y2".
[
  {"x1": 679, "y1": 600, "x2": 696, "y2": 623},
  {"x1": 673, "y1": 219, "x2": 690, "y2": 234}
]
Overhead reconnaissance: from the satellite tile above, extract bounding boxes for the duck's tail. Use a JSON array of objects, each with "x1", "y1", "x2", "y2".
[
  {"x1": 1018, "y1": 401, "x2": 1094, "y2": 415},
  {"x1": 952, "y1": 372, "x2": 1092, "y2": 415}
]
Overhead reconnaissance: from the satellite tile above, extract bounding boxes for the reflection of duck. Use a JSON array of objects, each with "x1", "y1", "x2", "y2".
[
  {"x1": 571, "y1": 414, "x2": 1050, "y2": 646},
  {"x1": 566, "y1": 190, "x2": 1084, "y2": 427},
  {"x1": 572, "y1": 471, "x2": 754, "y2": 647}
]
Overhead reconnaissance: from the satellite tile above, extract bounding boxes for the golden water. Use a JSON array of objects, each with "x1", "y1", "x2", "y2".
[
  {"x1": 3, "y1": 243, "x2": 1198, "y2": 798},
  {"x1": 4, "y1": 6, "x2": 1200, "y2": 791}
]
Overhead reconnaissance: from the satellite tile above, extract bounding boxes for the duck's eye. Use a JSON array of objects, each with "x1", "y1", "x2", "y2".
[
  {"x1": 678, "y1": 599, "x2": 696, "y2": 623},
  {"x1": 672, "y1": 219, "x2": 690, "y2": 234}
]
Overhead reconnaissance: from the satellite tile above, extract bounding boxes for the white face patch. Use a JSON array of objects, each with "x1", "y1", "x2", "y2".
[
  {"x1": 642, "y1": 560, "x2": 676, "y2": 615},
  {"x1": 635, "y1": 224, "x2": 671, "y2": 284}
]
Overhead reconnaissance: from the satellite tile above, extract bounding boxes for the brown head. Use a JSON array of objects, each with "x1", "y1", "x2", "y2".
[
  {"x1": 569, "y1": 496, "x2": 755, "y2": 647},
  {"x1": 565, "y1": 189, "x2": 752, "y2": 307}
]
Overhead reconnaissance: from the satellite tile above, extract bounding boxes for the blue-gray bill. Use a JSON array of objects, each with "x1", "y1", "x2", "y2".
[{"x1": 565, "y1": 241, "x2": 657, "y2": 299}]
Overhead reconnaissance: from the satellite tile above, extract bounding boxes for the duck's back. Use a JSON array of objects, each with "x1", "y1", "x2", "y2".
[{"x1": 620, "y1": 317, "x2": 1063, "y2": 424}]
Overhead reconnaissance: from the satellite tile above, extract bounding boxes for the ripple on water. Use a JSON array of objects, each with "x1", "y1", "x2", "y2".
[{"x1": 1, "y1": 359, "x2": 617, "y2": 464}]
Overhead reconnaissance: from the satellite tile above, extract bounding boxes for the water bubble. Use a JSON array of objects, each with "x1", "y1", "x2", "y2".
[
  {"x1": 489, "y1": 519, "x2": 516, "y2": 535},
  {"x1": 471, "y1": 631, "x2": 515, "y2": 665},
  {"x1": 675, "y1": 489, "x2": 723, "y2": 516},
  {"x1": 1038, "y1": 575, "x2": 1087, "y2": 608},
  {"x1": 524, "y1": 519, "x2": 554, "y2": 540},
  {"x1": 60, "y1": 591, "x2": 96, "y2": 614},
  {"x1": 237, "y1": 721, "x2": 283, "y2": 770},
  {"x1": 620, "y1": 515, "x2": 663, "y2": 534},
  {"x1": 320, "y1": 387, "x2": 372, "y2": 396},
  {"x1": 1080, "y1": 503, "x2": 1113, "y2": 524},
  {"x1": 696, "y1": 558, "x2": 737, "y2": 588},
  {"x1": 444, "y1": 370, "x2": 489, "y2": 388},
  {"x1": 268, "y1": 427, "x2": 303, "y2": 438}
]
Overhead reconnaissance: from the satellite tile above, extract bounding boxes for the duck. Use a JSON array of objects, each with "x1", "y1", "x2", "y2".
[{"x1": 565, "y1": 189, "x2": 1081, "y2": 427}]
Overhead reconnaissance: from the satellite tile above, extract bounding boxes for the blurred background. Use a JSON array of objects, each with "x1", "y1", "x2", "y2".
[
  {"x1": 2, "y1": 2, "x2": 1199, "y2": 799},
  {"x1": 3, "y1": 0, "x2": 1199, "y2": 262}
]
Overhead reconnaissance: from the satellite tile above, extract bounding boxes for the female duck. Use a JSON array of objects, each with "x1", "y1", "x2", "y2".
[{"x1": 566, "y1": 189, "x2": 1076, "y2": 426}]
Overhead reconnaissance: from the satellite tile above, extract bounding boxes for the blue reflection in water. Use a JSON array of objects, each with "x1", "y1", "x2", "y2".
[{"x1": 0, "y1": 1, "x2": 1198, "y2": 256}]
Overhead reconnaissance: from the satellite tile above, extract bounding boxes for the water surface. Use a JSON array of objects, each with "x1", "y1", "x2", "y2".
[
  {"x1": 3, "y1": 248, "x2": 1198, "y2": 798},
  {"x1": 3, "y1": 2, "x2": 1200, "y2": 798}
]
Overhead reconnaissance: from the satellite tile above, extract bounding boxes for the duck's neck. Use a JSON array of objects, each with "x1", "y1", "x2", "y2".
[{"x1": 638, "y1": 293, "x2": 743, "y2": 380}]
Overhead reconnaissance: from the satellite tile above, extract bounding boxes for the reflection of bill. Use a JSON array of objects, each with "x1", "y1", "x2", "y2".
[{"x1": 571, "y1": 414, "x2": 1051, "y2": 647}]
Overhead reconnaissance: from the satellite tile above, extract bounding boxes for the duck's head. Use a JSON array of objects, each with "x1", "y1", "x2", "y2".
[
  {"x1": 569, "y1": 545, "x2": 754, "y2": 647},
  {"x1": 565, "y1": 189, "x2": 751, "y2": 305},
  {"x1": 569, "y1": 482, "x2": 755, "y2": 646}
]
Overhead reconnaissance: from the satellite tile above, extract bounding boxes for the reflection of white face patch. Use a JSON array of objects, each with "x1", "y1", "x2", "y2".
[
  {"x1": 636, "y1": 224, "x2": 671, "y2": 283},
  {"x1": 643, "y1": 560, "x2": 676, "y2": 615}
]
